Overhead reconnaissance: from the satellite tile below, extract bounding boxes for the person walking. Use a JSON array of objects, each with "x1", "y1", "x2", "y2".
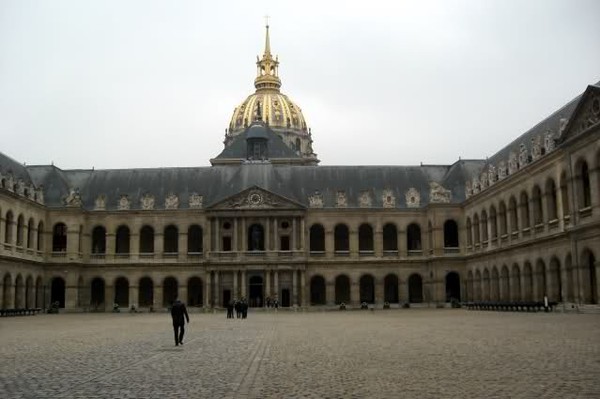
[{"x1": 170, "y1": 299, "x2": 190, "y2": 346}]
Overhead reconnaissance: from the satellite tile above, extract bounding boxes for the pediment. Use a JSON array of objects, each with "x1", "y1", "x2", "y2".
[
  {"x1": 561, "y1": 85, "x2": 600, "y2": 141},
  {"x1": 209, "y1": 186, "x2": 305, "y2": 210}
]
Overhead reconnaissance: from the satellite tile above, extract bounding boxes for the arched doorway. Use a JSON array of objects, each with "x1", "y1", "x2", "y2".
[
  {"x1": 138, "y1": 277, "x2": 154, "y2": 307},
  {"x1": 310, "y1": 275, "x2": 326, "y2": 305},
  {"x1": 114, "y1": 277, "x2": 129, "y2": 307},
  {"x1": 384, "y1": 274, "x2": 399, "y2": 303},
  {"x1": 408, "y1": 274, "x2": 423, "y2": 303},
  {"x1": 187, "y1": 277, "x2": 203, "y2": 307},
  {"x1": 90, "y1": 277, "x2": 105, "y2": 310},
  {"x1": 335, "y1": 275, "x2": 350, "y2": 304},
  {"x1": 163, "y1": 277, "x2": 178, "y2": 307},
  {"x1": 249, "y1": 275, "x2": 263, "y2": 307},
  {"x1": 582, "y1": 250, "x2": 597, "y2": 304},
  {"x1": 445, "y1": 272, "x2": 461, "y2": 302},
  {"x1": 50, "y1": 277, "x2": 65, "y2": 308},
  {"x1": 359, "y1": 274, "x2": 375, "y2": 303},
  {"x1": 248, "y1": 224, "x2": 265, "y2": 251}
]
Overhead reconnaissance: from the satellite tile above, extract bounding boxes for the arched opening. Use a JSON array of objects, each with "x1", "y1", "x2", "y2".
[
  {"x1": 3, "y1": 273, "x2": 12, "y2": 308},
  {"x1": 52, "y1": 223, "x2": 67, "y2": 252},
  {"x1": 481, "y1": 211, "x2": 488, "y2": 242},
  {"x1": 37, "y1": 222, "x2": 44, "y2": 251},
  {"x1": 310, "y1": 275, "x2": 326, "y2": 305},
  {"x1": 576, "y1": 160, "x2": 591, "y2": 209},
  {"x1": 4, "y1": 211, "x2": 13, "y2": 244},
  {"x1": 467, "y1": 271, "x2": 474, "y2": 301},
  {"x1": 139, "y1": 225, "x2": 154, "y2": 253},
  {"x1": 138, "y1": 277, "x2": 154, "y2": 307},
  {"x1": 482, "y1": 269, "x2": 490, "y2": 300},
  {"x1": 545, "y1": 178, "x2": 558, "y2": 221},
  {"x1": 499, "y1": 201, "x2": 508, "y2": 236},
  {"x1": 163, "y1": 277, "x2": 178, "y2": 307},
  {"x1": 491, "y1": 267, "x2": 499, "y2": 301},
  {"x1": 408, "y1": 274, "x2": 423, "y2": 303},
  {"x1": 309, "y1": 224, "x2": 325, "y2": 252},
  {"x1": 187, "y1": 225, "x2": 203, "y2": 253},
  {"x1": 164, "y1": 225, "x2": 179, "y2": 253},
  {"x1": 90, "y1": 277, "x2": 105, "y2": 310},
  {"x1": 407, "y1": 223, "x2": 422, "y2": 251},
  {"x1": 473, "y1": 214, "x2": 480, "y2": 244},
  {"x1": 335, "y1": 275, "x2": 350, "y2": 304},
  {"x1": 581, "y1": 249, "x2": 597, "y2": 304},
  {"x1": 560, "y1": 171, "x2": 570, "y2": 218},
  {"x1": 520, "y1": 191, "x2": 530, "y2": 229},
  {"x1": 511, "y1": 264, "x2": 521, "y2": 301},
  {"x1": 500, "y1": 266, "x2": 510, "y2": 301},
  {"x1": 16, "y1": 214, "x2": 24, "y2": 246},
  {"x1": 334, "y1": 224, "x2": 349, "y2": 252},
  {"x1": 445, "y1": 272, "x2": 461, "y2": 302},
  {"x1": 474, "y1": 270, "x2": 482, "y2": 300},
  {"x1": 384, "y1": 274, "x2": 399, "y2": 303},
  {"x1": 489, "y1": 207, "x2": 498, "y2": 240},
  {"x1": 509, "y1": 196, "x2": 519, "y2": 232},
  {"x1": 249, "y1": 275, "x2": 264, "y2": 307},
  {"x1": 113, "y1": 277, "x2": 129, "y2": 307},
  {"x1": 532, "y1": 185, "x2": 543, "y2": 225},
  {"x1": 549, "y1": 257, "x2": 562, "y2": 302},
  {"x1": 358, "y1": 224, "x2": 374, "y2": 252},
  {"x1": 91, "y1": 226, "x2": 106, "y2": 254},
  {"x1": 187, "y1": 277, "x2": 203, "y2": 307},
  {"x1": 35, "y1": 276, "x2": 43, "y2": 308},
  {"x1": 14, "y1": 274, "x2": 24, "y2": 308},
  {"x1": 248, "y1": 224, "x2": 265, "y2": 251},
  {"x1": 359, "y1": 274, "x2": 375, "y2": 303},
  {"x1": 565, "y1": 253, "x2": 575, "y2": 302},
  {"x1": 50, "y1": 277, "x2": 65, "y2": 308},
  {"x1": 535, "y1": 259, "x2": 547, "y2": 301},
  {"x1": 27, "y1": 218, "x2": 35, "y2": 248},
  {"x1": 382, "y1": 223, "x2": 398, "y2": 251},
  {"x1": 25, "y1": 275, "x2": 34, "y2": 308},
  {"x1": 523, "y1": 262, "x2": 533, "y2": 301},
  {"x1": 115, "y1": 225, "x2": 130, "y2": 254},
  {"x1": 466, "y1": 218, "x2": 472, "y2": 246}
]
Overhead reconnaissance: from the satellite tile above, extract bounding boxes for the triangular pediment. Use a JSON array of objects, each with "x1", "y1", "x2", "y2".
[
  {"x1": 560, "y1": 85, "x2": 600, "y2": 142},
  {"x1": 208, "y1": 186, "x2": 305, "y2": 210}
]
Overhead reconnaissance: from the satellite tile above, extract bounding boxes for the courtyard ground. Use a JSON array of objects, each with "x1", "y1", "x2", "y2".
[{"x1": 0, "y1": 308, "x2": 599, "y2": 398}]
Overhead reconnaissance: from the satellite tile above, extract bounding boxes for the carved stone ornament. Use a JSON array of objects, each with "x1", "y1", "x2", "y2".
[
  {"x1": 35, "y1": 187, "x2": 44, "y2": 204},
  {"x1": 508, "y1": 151, "x2": 518, "y2": 175},
  {"x1": 487, "y1": 165, "x2": 497, "y2": 185},
  {"x1": 6, "y1": 174, "x2": 14, "y2": 192},
  {"x1": 15, "y1": 179, "x2": 25, "y2": 196},
  {"x1": 405, "y1": 187, "x2": 420, "y2": 208},
  {"x1": 558, "y1": 118, "x2": 568, "y2": 137},
  {"x1": 498, "y1": 161, "x2": 507, "y2": 180},
  {"x1": 518, "y1": 143, "x2": 528, "y2": 169},
  {"x1": 465, "y1": 181, "x2": 473, "y2": 199},
  {"x1": 571, "y1": 95, "x2": 600, "y2": 136},
  {"x1": 189, "y1": 193, "x2": 203, "y2": 209},
  {"x1": 140, "y1": 193, "x2": 155, "y2": 210},
  {"x1": 118, "y1": 194, "x2": 130, "y2": 210},
  {"x1": 223, "y1": 189, "x2": 281, "y2": 209},
  {"x1": 429, "y1": 182, "x2": 451, "y2": 204},
  {"x1": 544, "y1": 130, "x2": 555, "y2": 153},
  {"x1": 308, "y1": 191, "x2": 323, "y2": 208},
  {"x1": 472, "y1": 177, "x2": 480, "y2": 194},
  {"x1": 336, "y1": 191, "x2": 347, "y2": 208},
  {"x1": 359, "y1": 190, "x2": 372, "y2": 208},
  {"x1": 480, "y1": 172, "x2": 489, "y2": 189},
  {"x1": 382, "y1": 188, "x2": 395, "y2": 209},
  {"x1": 94, "y1": 195, "x2": 106, "y2": 210},
  {"x1": 165, "y1": 193, "x2": 179, "y2": 210},
  {"x1": 531, "y1": 135, "x2": 542, "y2": 161},
  {"x1": 64, "y1": 188, "x2": 82, "y2": 207}
]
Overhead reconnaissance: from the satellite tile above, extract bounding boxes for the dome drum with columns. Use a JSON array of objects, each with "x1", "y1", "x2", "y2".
[{"x1": 226, "y1": 24, "x2": 318, "y2": 163}]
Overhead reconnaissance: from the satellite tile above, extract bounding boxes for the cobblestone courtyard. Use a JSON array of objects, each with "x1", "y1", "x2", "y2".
[{"x1": 1, "y1": 309, "x2": 599, "y2": 398}]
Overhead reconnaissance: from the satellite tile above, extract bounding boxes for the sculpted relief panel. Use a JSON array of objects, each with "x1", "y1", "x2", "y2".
[
  {"x1": 429, "y1": 182, "x2": 451, "y2": 204},
  {"x1": 189, "y1": 193, "x2": 203, "y2": 209},
  {"x1": 405, "y1": 187, "x2": 420, "y2": 208},
  {"x1": 141, "y1": 194, "x2": 155, "y2": 210},
  {"x1": 94, "y1": 195, "x2": 106, "y2": 211},
  {"x1": 359, "y1": 190, "x2": 372, "y2": 208},
  {"x1": 382, "y1": 189, "x2": 395, "y2": 209},
  {"x1": 165, "y1": 194, "x2": 179, "y2": 210},
  {"x1": 118, "y1": 194, "x2": 130, "y2": 210},
  {"x1": 308, "y1": 191, "x2": 323, "y2": 208}
]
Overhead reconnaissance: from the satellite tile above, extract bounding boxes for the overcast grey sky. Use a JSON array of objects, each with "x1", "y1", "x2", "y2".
[{"x1": 0, "y1": 0, "x2": 599, "y2": 169}]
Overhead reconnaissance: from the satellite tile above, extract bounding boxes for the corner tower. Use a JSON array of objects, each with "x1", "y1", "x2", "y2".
[{"x1": 226, "y1": 23, "x2": 319, "y2": 164}]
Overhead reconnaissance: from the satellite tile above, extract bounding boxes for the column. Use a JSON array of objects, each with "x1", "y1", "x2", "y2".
[
  {"x1": 398, "y1": 229, "x2": 407, "y2": 257},
  {"x1": 104, "y1": 284, "x2": 114, "y2": 312},
  {"x1": 131, "y1": 232, "x2": 140, "y2": 260},
  {"x1": 274, "y1": 270, "x2": 279, "y2": 300},
  {"x1": 203, "y1": 218, "x2": 211, "y2": 255},
  {"x1": 233, "y1": 270, "x2": 239, "y2": 298},
  {"x1": 292, "y1": 270, "x2": 299, "y2": 306},
  {"x1": 154, "y1": 284, "x2": 163, "y2": 310},
  {"x1": 300, "y1": 270, "x2": 306, "y2": 307},
  {"x1": 204, "y1": 272, "x2": 211, "y2": 308},
  {"x1": 374, "y1": 228, "x2": 383, "y2": 257},
  {"x1": 350, "y1": 279, "x2": 359, "y2": 306},
  {"x1": 179, "y1": 283, "x2": 188, "y2": 306},
  {"x1": 4, "y1": 282, "x2": 14, "y2": 308},
  {"x1": 265, "y1": 217, "x2": 270, "y2": 252},
  {"x1": 399, "y1": 277, "x2": 408, "y2": 303},
  {"x1": 241, "y1": 270, "x2": 247, "y2": 298},
  {"x1": 154, "y1": 231, "x2": 163, "y2": 257},
  {"x1": 106, "y1": 232, "x2": 116, "y2": 259},
  {"x1": 349, "y1": 230, "x2": 358, "y2": 257},
  {"x1": 214, "y1": 271, "x2": 220, "y2": 307},
  {"x1": 326, "y1": 278, "x2": 335, "y2": 305},
  {"x1": 65, "y1": 275, "x2": 78, "y2": 311},
  {"x1": 241, "y1": 219, "x2": 247, "y2": 251},
  {"x1": 67, "y1": 224, "x2": 79, "y2": 259},
  {"x1": 374, "y1": 277, "x2": 383, "y2": 305},
  {"x1": 178, "y1": 230, "x2": 187, "y2": 260},
  {"x1": 129, "y1": 284, "x2": 139, "y2": 308},
  {"x1": 325, "y1": 229, "x2": 334, "y2": 258}
]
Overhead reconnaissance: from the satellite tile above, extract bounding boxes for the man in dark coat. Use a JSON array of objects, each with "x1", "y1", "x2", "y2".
[{"x1": 170, "y1": 299, "x2": 190, "y2": 346}]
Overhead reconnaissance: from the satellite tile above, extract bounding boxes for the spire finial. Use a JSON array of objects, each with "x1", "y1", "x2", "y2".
[
  {"x1": 264, "y1": 15, "x2": 271, "y2": 56},
  {"x1": 254, "y1": 18, "x2": 281, "y2": 92}
]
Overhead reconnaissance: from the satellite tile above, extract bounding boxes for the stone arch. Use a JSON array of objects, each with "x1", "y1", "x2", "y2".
[
  {"x1": 359, "y1": 274, "x2": 375, "y2": 303},
  {"x1": 114, "y1": 276, "x2": 129, "y2": 307},
  {"x1": 535, "y1": 259, "x2": 547, "y2": 301},
  {"x1": 406, "y1": 223, "x2": 422, "y2": 251},
  {"x1": 545, "y1": 177, "x2": 558, "y2": 221},
  {"x1": 511, "y1": 264, "x2": 521, "y2": 301},
  {"x1": 334, "y1": 224, "x2": 349, "y2": 252},
  {"x1": 384, "y1": 274, "x2": 399, "y2": 303},
  {"x1": 115, "y1": 225, "x2": 130, "y2": 254},
  {"x1": 490, "y1": 267, "x2": 500, "y2": 301},
  {"x1": 443, "y1": 220, "x2": 459, "y2": 248},
  {"x1": 50, "y1": 276, "x2": 66, "y2": 308},
  {"x1": 481, "y1": 210, "x2": 488, "y2": 242},
  {"x1": 187, "y1": 276, "x2": 203, "y2": 306},
  {"x1": 358, "y1": 224, "x2": 374, "y2": 252},
  {"x1": 90, "y1": 277, "x2": 105, "y2": 310},
  {"x1": 334, "y1": 274, "x2": 350, "y2": 304},
  {"x1": 4, "y1": 210, "x2": 14, "y2": 244},
  {"x1": 309, "y1": 224, "x2": 325, "y2": 252},
  {"x1": 91, "y1": 225, "x2": 106, "y2": 254},
  {"x1": 163, "y1": 276, "x2": 178, "y2": 307},
  {"x1": 164, "y1": 225, "x2": 179, "y2": 253},
  {"x1": 139, "y1": 225, "x2": 154, "y2": 253},
  {"x1": 500, "y1": 265, "x2": 510, "y2": 301},
  {"x1": 310, "y1": 275, "x2": 326, "y2": 305},
  {"x1": 482, "y1": 268, "x2": 490, "y2": 300},
  {"x1": 548, "y1": 257, "x2": 562, "y2": 302},
  {"x1": 580, "y1": 248, "x2": 598, "y2": 304},
  {"x1": 138, "y1": 277, "x2": 154, "y2": 307},
  {"x1": 408, "y1": 273, "x2": 423, "y2": 303},
  {"x1": 445, "y1": 271, "x2": 461, "y2": 302},
  {"x1": 383, "y1": 223, "x2": 398, "y2": 251},
  {"x1": 523, "y1": 262, "x2": 533, "y2": 301},
  {"x1": 575, "y1": 158, "x2": 591, "y2": 209}
]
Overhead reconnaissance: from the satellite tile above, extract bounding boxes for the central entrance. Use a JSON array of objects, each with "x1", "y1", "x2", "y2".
[{"x1": 248, "y1": 275, "x2": 264, "y2": 307}]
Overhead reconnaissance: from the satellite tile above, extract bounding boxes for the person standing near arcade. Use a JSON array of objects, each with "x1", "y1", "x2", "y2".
[{"x1": 170, "y1": 299, "x2": 190, "y2": 346}]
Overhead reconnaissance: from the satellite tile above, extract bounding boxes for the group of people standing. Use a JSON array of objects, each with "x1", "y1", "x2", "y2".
[{"x1": 227, "y1": 298, "x2": 248, "y2": 319}]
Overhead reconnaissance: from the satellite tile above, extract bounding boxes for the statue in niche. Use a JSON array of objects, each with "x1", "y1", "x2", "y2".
[
  {"x1": 480, "y1": 172, "x2": 488, "y2": 189},
  {"x1": 498, "y1": 161, "x2": 507, "y2": 180},
  {"x1": 465, "y1": 181, "x2": 473, "y2": 199},
  {"x1": 64, "y1": 188, "x2": 82, "y2": 207},
  {"x1": 531, "y1": 135, "x2": 542, "y2": 161},
  {"x1": 5, "y1": 174, "x2": 14, "y2": 192},
  {"x1": 508, "y1": 151, "x2": 518, "y2": 175},
  {"x1": 16, "y1": 179, "x2": 25, "y2": 196},
  {"x1": 472, "y1": 177, "x2": 480, "y2": 194},
  {"x1": 518, "y1": 143, "x2": 528, "y2": 168},
  {"x1": 94, "y1": 195, "x2": 106, "y2": 210},
  {"x1": 141, "y1": 194, "x2": 155, "y2": 210},
  {"x1": 488, "y1": 164, "x2": 497, "y2": 185},
  {"x1": 544, "y1": 130, "x2": 555, "y2": 153}
]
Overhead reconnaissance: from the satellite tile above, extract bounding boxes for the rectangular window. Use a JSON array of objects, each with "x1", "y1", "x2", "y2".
[
  {"x1": 280, "y1": 236, "x2": 290, "y2": 251},
  {"x1": 222, "y1": 236, "x2": 232, "y2": 252}
]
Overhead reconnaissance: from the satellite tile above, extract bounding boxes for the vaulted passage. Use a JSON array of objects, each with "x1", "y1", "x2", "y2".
[
  {"x1": 335, "y1": 275, "x2": 350, "y2": 304},
  {"x1": 445, "y1": 272, "x2": 461, "y2": 302},
  {"x1": 408, "y1": 274, "x2": 423, "y2": 303},
  {"x1": 310, "y1": 275, "x2": 326, "y2": 305}
]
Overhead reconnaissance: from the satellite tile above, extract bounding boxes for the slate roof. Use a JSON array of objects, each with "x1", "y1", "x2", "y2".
[
  {"x1": 214, "y1": 123, "x2": 301, "y2": 161},
  {"x1": 0, "y1": 152, "x2": 34, "y2": 185}
]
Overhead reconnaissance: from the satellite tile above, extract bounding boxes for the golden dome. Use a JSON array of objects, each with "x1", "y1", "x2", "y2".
[{"x1": 227, "y1": 24, "x2": 311, "y2": 141}]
